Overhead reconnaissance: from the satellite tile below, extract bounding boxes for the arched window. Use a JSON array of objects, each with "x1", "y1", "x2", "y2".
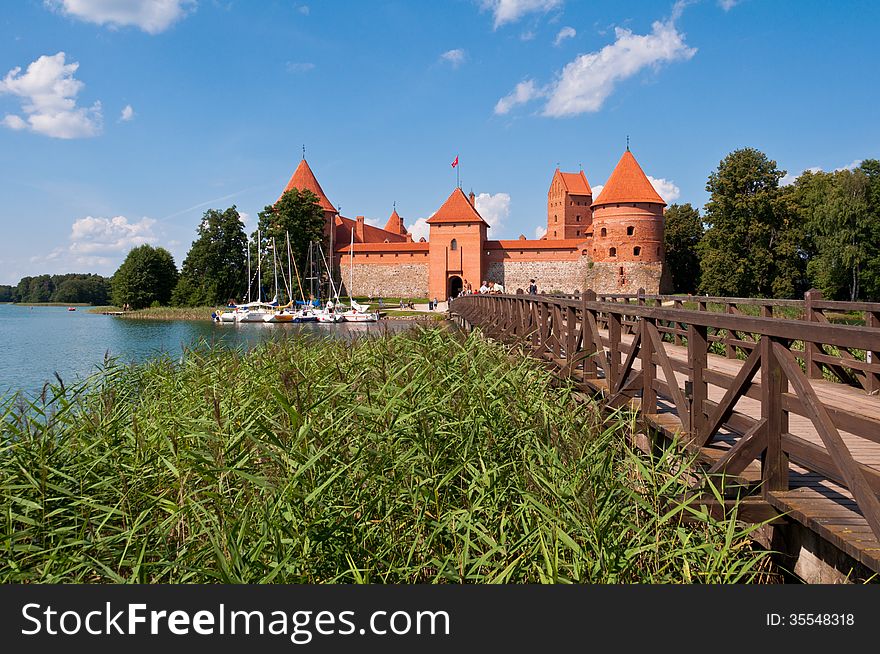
[
  {"x1": 609, "y1": 247, "x2": 617, "y2": 257},
  {"x1": 600, "y1": 227, "x2": 607, "y2": 237},
  {"x1": 626, "y1": 226, "x2": 634, "y2": 236},
  {"x1": 450, "y1": 239, "x2": 458, "y2": 251},
  {"x1": 633, "y1": 246, "x2": 641, "y2": 256}
]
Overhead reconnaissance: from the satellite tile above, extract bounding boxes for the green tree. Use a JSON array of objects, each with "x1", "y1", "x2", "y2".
[
  {"x1": 0, "y1": 285, "x2": 12, "y2": 302},
  {"x1": 256, "y1": 189, "x2": 326, "y2": 301},
  {"x1": 172, "y1": 206, "x2": 248, "y2": 306},
  {"x1": 111, "y1": 245, "x2": 179, "y2": 309},
  {"x1": 663, "y1": 203, "x2": 703, "y2": 293},
  {"x1": 697, "y1": 148, "x2": 798, "y2": 297},
  {"x1": 804, "y1": 164, "x2": 880, "y2": 301}
]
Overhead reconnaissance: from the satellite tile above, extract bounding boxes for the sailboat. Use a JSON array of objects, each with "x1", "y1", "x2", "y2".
[
  {"x1": 314, "y1": 240, "x2": 344, "y2": 323},
  {"x1": 340, "y1": 228, "x2": 379, "y2": 323},
  {"x1": 236, "y1": 228, "x2": 275, "y2": 322}
]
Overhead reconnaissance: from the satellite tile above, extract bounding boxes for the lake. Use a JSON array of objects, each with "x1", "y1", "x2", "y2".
[{"x1": 0, "y1": 304, "x2": 419, "y2": 397}]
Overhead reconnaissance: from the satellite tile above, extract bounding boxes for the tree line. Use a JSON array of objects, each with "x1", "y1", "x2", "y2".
[
  {"x1": 7, "y1": 273, "x2": 111, "y2": 304},
  {"x1": 663, "y1": 148, "x2": 880, "y2": 301}
]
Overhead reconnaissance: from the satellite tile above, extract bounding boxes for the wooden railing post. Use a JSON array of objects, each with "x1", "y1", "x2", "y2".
[
  {"x1": 804, "y1": 288, "x2": 822, "y2": 379},
  {"x1": 608, "y1": 309, "x2": 621, "y2": 389},
  {"x1": 583, "y1": 291, "x2": 597, "y2": 379},
  {"x1": 869, "y1": 310, "x2": 880, "y2": 395},
  {"x1": 725, "y1": 302, "x2": 736, "y2": 359},
  {"x1": 761, "y1": 335, "x2": 789, "y2": 491},
  {"x1": 641, "y1": 317, "x2": 657, "y2": 412},
  {"x1": 687, "y1": 324, "x2": 708, "y2": 438},
  {"x1": 673, "y1": 299, "x2": 683, "y2": 346}
]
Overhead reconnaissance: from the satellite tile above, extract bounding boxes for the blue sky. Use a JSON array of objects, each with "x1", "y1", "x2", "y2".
[{"x1": 1, "y1": 0, "x2": 878, "y2": 285}]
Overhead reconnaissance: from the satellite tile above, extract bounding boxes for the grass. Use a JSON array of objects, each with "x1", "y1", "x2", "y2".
[{"x1": 0, "y1": 328, "x2": 771, "y2": 583}]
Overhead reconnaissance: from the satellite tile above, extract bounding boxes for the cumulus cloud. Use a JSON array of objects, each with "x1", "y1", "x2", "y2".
[
  {"x1": 238, "y1": 211, "x2": 250, "y2": 227},
  {"x1": 474, "y1": 192, "x2": 511, "y2": 232},
  {"x1": 69, "y1": 216, "x2": 157, "y2": 255},
  {"x1": 647, "y1": 176, "x2": 680, "y2": 203},
  {"x1": 286, "y1": 62, "x2": 315, "y2": 73},
  {"x1": 481, "y1": 0, "x2": 563, "y2": 29},
  {"x1": 495, "y1": 13, "x2": 696, "y2": 118},
  {"x1": 554, "y1": 26, "x2": 576, "y2": 46},
  {"x1": 120, "y1": 104, "x2": 134, "y2": 121},
  {"x1": 591, "y1": 184, "x2": 604, "y2": 200},
  {"x1": 406, "y1": 217, "x2": 431, "y2": 243},
  {"x1": 494, "y1": 79, "x2": 540, "y2": 115},
  {"x1": 0, "y1": 52, "x2": 102, "y2": 139},
  {"x1": 46, "y1": 0, "x2": 195, "y2": 34},
  {"x1": 779, "y1": 160, "x2": 864, "y2": 186},
  {"x1": 440, "y1": 49, "x2": 466, "y2": 68},
  {"x1": 835, "y1": 159, "x2": 863, "y2": 172},
  {"x1": 535, "y1": 226, "x2": 547, "y2": 239}
]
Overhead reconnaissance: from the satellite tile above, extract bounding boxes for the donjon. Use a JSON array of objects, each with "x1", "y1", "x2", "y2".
[{"x1": 278, "y1": 149, "x2": 669, "y2": 299}]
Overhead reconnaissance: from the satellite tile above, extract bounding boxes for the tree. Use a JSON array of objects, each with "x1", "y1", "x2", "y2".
[
  {"x1": 256, "y1": 189, "x2": 326, "y2": 301},
  {"x1": 803, "y1": 164, "x2": 880, "y2": 301},
  {"x1": 111, "y1": 245, "x2": 179, "y2": 309},
  {"x1": 697, "y1": 148, "x2": 797, "y2": 297},
  {"x1": 0, "y1": 285, "x2": 12, "y2": 302},
  {"x1": 172, "y1": 206, "x2": 248, "y2": 306},
  {"x1": 662, "y1": 203, "x2": 703, "y2": 293}
]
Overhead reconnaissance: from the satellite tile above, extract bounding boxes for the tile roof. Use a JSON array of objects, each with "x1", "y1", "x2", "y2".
[
  {"x1": 279, "y1": 158, "x2": 336, "y2": 212},
  {"x1": 592, "y1": 150, "x2": 665, "y2": 207},
  {"x1": 557, "y1": 170, "x2": 592, "y2": 195},
  {"x1": 426, "y1": 187, "x2": 489, "y2": 225},
  {"x1": 335, "y1": 215, "x2": 408, "y2": 245},
  {"x1": 383, "y1": 209, "x2": 407, "y2": 235}
]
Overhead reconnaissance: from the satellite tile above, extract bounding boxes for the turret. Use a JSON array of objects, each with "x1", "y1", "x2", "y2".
[{"x1": 547, "y1": 169, "x2": 592, "y2": 240}]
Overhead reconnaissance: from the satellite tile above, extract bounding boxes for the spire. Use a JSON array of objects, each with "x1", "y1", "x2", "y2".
[
  {"x1": 383, "y1": 207, "x2": 406, "y2": 234},
  {"x1": 279, "y1": 158, "x2": 335, "y2": 211},
  {"x1": 426, "y1": 187, "x2": 489, "y2": 225},
  {"x1": 592, "y1": 150, "x2": 665, "y2": 207}
]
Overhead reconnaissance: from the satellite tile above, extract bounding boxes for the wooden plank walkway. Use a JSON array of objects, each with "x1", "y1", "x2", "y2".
[{"x1": 580, "y1": 330, "x2": 880, "y2": 571}]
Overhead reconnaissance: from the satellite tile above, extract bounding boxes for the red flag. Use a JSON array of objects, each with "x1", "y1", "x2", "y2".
[{"x1": 451, "y1": 155, "x2": 458, "y2": 168}]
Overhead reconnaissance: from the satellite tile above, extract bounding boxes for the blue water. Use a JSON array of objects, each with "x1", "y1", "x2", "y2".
[{"x1": 0, "y1": 305, "x2": 412, "y2": 397}]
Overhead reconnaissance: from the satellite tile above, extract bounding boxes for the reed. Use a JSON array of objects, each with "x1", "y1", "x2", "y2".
[{"x1": 0, "y1": 328, "x2": 770, "y2": 583}]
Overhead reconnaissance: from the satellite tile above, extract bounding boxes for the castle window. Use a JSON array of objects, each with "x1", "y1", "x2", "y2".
[
  {"x1": 633, "y1": 246, "x2": 641, "y2": 256},
  {"x1": 609, "y1": 247, "x2": 617, "y2": 257},
  {"x1": 576, "y1": 215, "x2": 581, "y2": 222},
  {"x1": 576, "y1": 230, "x2": 580, "y2": 236},
  {"x1": 384, "y1": 238, "x2": 390, "y2": 243},
  {"x1": 555, "y1": 215, "x2": 558, "y2": 222},
  {"x1": 600, "y1": 227, "x2": 607, "y2": 237},
  {"x1": 626, "y1": 226, "x2": 634, "y2": 236},
  {"x1": 553, "y1": 231, "x2": 557, "y2": 237},
  {"x1": 450, "y1": 239, "x2": 458, "y2": 251},
  {"x1": 619, "y1": 267, "x2": 625, "y2": 276}
]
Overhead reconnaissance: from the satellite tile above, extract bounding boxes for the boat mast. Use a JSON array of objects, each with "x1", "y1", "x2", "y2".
[
  {"x1": 287, "y1": 232, "x2": 307, "y2": 304},
  {"x1": 257, "y1": 227, "x2": 262, "y2": 302},
  {"x1": 246, "y1": 234, "x2": 251, "y2": 303},
  {"x1": 272, "y1": 237, "x2": 279, "y2": 303},
  {"x1": 349, "y1": 227, "x2": 354, "y2": 301}
]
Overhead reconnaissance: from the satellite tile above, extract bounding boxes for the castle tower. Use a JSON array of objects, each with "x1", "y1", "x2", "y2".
[
  {"x1": 427, "y1": 188, "x2": 488, "y2": 299},
  {"x1": 383, "y1": 208, "x2": 412, "y2": 241},
  {"x1": 591, "y1": 150, "x2": 665, "y2": 265},
  {"x1": 279, "y1": 158, "x2": 339, "y2": 243},
  {"x1": 547, "y1": 169, "x2": 592, "y2": 240}
]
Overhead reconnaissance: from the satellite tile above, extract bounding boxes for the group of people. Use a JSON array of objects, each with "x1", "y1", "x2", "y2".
[{"x1": 451, "y1": 278, "x2": 539, "y2": 298}]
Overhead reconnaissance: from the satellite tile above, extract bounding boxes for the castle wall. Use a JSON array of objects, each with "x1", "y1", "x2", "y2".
[
  {"x1": 583, "y1": 261, "x2": 664, "y2": 294},
  {"x1": 486, "y1": 257, "x2": 593, "y2": 294},
  {"x1": 341, "y1": 262, "x2": 429, "y2": 298}
]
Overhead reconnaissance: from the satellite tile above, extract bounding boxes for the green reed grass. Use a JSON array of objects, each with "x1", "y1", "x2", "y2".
[{"x1": 0, "y1": 328, "x2": 770, "y2": 583}]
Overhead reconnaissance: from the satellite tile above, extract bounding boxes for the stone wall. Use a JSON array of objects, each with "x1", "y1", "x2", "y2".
[
  {"x1": 486, "y1": 258, "x2": 593, "y2": 294},
  {"x1": 583, "y1": 261, "x2": 663, "y2": 294},
  {"x1": 340, "y1": 263, "x2": 429, "y2": 298}
]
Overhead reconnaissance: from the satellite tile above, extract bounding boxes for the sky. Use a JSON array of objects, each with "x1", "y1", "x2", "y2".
[{"x1": 1, "y1": 0, "x2": 878, "y2": 285}]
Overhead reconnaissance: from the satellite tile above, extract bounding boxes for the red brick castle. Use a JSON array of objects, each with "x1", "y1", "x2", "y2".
[{"x1": 280, "y1": 148, "x2": 669, "y2": 299}]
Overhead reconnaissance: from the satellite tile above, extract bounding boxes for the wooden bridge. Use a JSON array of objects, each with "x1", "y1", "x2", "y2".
[{"x1": 450, "y1": 290, "x2": 880, "y2": 582}]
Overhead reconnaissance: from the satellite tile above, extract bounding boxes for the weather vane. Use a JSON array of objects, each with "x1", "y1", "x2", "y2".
[
  {"x1": 626, "y1": 135, "x2": 630, "y2": 151},
  {"x1": 302, "y1": 144, "x2": 306, "y2": 159}
]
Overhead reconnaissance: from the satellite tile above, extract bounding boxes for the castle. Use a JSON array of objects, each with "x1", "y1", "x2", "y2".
[{"x1": 279, "y1": 149, "x2": 669, "y2": 299}]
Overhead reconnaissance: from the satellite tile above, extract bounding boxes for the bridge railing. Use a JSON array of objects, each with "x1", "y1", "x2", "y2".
[{"x1": 449, "y1": 292, "x2": 880, "y2": 539}]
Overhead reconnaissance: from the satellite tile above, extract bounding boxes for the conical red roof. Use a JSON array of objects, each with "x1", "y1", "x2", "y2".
[
  {"x1": 279, "y1": 159, "x2": 336, "y2": 212},
  {"x1": 592, "y1": 150, "x2": 665, "y2": 207},
  {"x1": 426, "y1": 187, "x2": 488, "y2": 225},
  {"x1": 383, "y1": 208, "x2": 406, "y2": 234}
]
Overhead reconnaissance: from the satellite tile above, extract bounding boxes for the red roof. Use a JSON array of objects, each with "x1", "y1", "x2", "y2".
[
  {"x1": 557, "y1": 170, "x2": 592, "y2": 195},
  {"x1": 426, "y1": 187, "x2": 488, "y2": 225},
  {"x1": 279, "y1": 159, "x2": 336, "y2": 212},
  {"x1": 592, "y1": 150, "x2": 665, "y2": 207},
  {"x1": 383, "y1": 209, "x2": 407, "y2": 235},
  {"x1": 334, "y1": 215, "x2": 408, "y2": 245}
]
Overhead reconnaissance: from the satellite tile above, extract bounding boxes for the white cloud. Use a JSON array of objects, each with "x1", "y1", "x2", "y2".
[
  {"x1": 718, "y1": 0, "x2": 739, "y2": 10},
  {"x1": 494, "y1": 79, "x2": 540, "y2": 115},
  {"x1": 406, "y1": 218, "x2": 431, "y2": 243},
  {"x1": 535, "y1": 226, "x2": 547, "y2": 239},
  {"x1": 364, "y1": 217, "x2": 382, "y2": 229},
  {"x1": 238, "y1": 211, "x2": 250, "y2": 227},
  {"x1": 46, "y1": 0, "x2": 195, "y2": 34},
  {"x1": 542, "y1": 19, "x2": 696, "y2": 117},
  {"x1": 647, "y1": 176, "x2": 680, "y2": 203},
  {"x1": 474, "y1": 192, "x2": 510, "y2": 232},
  {"x1": 440, "y1": 49, "x2": 466, "y2": 68},
  {"x1": 835, "y1": 159, "x2": 863, "y2": 172},
  {"x1": 591, "y1": 184, "x2": 604, "y2": 200},
  {"x1": 497, "y1": 14, "x2": 696, "y2": 118},
  {"x1": 286, "y1": 62, "x2": 315, "y2": 73},
  {"x1": 779, "y1": 160, "x2": 863, "y2": 186},
  {"x1": 481, "y1": 0, "x2": 563, "y2": 30},
  {"x1": 554, "y1": 26, "x2": 576, "y2": 46},
  {"x1": 0, "y1": 52, "x2": 102, "y2": 139},
  {"x1": 520, "y1": 30, "x2": 536, "y2": 41},
  {"x1": 296, "y1": 3, "x2": 310, "y2": 15},
  {"x1": 120, "y1": 104, "x2": 134, "y2": 121},
  {"x1": 69, "y1": 216, "x2": 157, "y2": 255}
]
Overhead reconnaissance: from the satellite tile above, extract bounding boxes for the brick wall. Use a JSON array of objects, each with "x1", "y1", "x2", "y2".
[
  {"x1": 486, "y1": 258, "x2": 592, "y2": 294},
  {"x1": 583, "y1": 261, "x2": 663, "y2": 294},
  {"x1": 341, "y1": 263, "x2": 429, "y2": 298}
]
